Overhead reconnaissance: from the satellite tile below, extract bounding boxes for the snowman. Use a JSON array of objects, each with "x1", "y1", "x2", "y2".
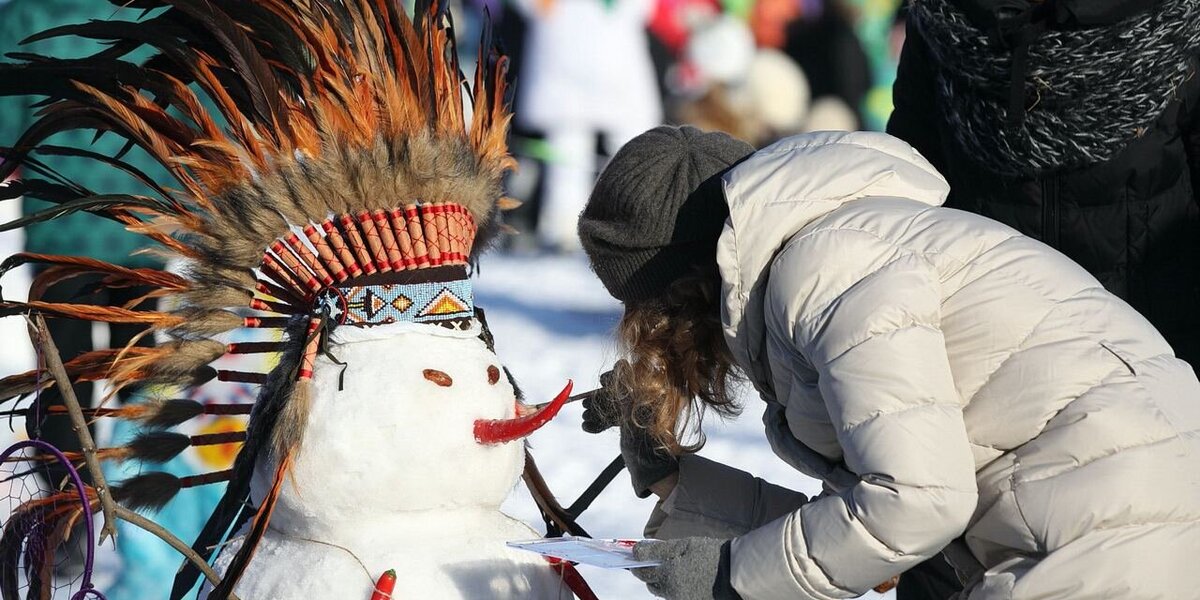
[{"x1": 209, "y1": 315, "x2": 576, "y2": 599}]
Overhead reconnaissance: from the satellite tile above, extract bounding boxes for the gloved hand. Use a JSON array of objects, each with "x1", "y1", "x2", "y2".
[
  {"x1": 631, "y1": 537, "x2": 741, "y2": 600},
  {"x1": 581, "y1": 361, "x2": 679, "y2": 498}
]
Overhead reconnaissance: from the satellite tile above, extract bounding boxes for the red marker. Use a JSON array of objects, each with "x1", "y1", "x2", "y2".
[{"x1": 369, "y1": 569, "x2": 396, "y2": 600}]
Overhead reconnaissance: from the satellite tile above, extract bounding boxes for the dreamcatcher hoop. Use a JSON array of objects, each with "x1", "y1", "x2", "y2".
[{"x1": 0, "y1": 439, "x2": 105, "y2": 600}]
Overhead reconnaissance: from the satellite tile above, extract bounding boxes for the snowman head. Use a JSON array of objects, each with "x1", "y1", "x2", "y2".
[
  {"x1": 265, "y1": 314, "x2": 569, "y2": 527},
  {"x1": 310, "y1": 263, "x2": 570, "y2": 447},
  {"x1": 259, "y1": 256, "x2": 569, "y2": 526}
]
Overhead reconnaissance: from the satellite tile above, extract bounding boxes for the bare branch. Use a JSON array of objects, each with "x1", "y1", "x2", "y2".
[{"x1": 27, "y1": 314, "x2": 119, "y2": 544}]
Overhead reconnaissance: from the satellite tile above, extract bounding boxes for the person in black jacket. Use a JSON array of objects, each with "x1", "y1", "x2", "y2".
[
  {"x1": 888, "y1": 0, "x2": 1200, "y2": 377},
  {"x1": 887, "y1": 1, "x2": 1200, "y2": 598}
]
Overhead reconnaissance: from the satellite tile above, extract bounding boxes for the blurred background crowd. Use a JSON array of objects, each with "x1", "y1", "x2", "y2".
[{"x1": 462, "y1": 0, "x2": 909, "y2": 252}]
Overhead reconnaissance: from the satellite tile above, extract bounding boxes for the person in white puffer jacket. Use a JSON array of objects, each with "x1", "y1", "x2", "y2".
[{"x1": 576, "y1": 127, "x2": 1200, "y2": 599}]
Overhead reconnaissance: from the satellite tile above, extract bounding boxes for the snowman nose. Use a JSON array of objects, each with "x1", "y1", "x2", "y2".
[{"x1": 473, "y1": 380, "x2": 573, "y2": 445}]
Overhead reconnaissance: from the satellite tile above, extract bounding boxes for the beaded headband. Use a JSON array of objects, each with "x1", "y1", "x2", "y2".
[
  {"x1": 316, "y1": 267, "x2": 474, "y2": 330},
  {"x1": 233, "y1": 201, "x2": 480, "y2": 382}
]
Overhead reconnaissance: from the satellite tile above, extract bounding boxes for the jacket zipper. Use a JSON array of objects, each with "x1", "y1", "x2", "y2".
[{"x1": 1042, "y1": 177, "x2": 1059, "y2": 248}]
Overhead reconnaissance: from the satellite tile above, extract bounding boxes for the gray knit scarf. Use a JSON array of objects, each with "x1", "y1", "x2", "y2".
[{"x1": 910, "y1": 0, "x2": 1200, "y2": 177}]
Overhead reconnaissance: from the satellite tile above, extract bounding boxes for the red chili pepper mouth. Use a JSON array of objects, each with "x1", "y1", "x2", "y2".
[{"x1": 473, "y1": 380, "x2": 573, "y2": 445}]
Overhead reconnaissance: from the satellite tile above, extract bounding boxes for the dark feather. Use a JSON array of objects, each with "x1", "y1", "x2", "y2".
[
  {"x1": 104, "y1": 0, "x2": 165, "y2": 9},
  {"x1": 1, "y1": 467, "x2": 44, "y2": 485},
  {"x1": 21, "y1": 15, "x2": 178, "y2": 48},
  {"x1": 144, "y1": 399, "x2": 206, "y2": 429},
  {"x1": 190, "y1": 366, "x2": 218, "y2": 388},
  {"x1": 23, "y1": 512, "x2": 48, "y2": 600},
  {"x1": 112, "y1": 471, "x2": 182, "y2": 511},
  {"x1": 0, "y1": 59, "x2": 135, "y2": 106},
  {"x1": 209, "y1": 454, "x2": 290, "y2": 600},
  {"x1": 0, "y1": 502, "x2": 51, "y2": 600},
  {"x1": 26, "y1": 145, "x2": 175, "y2": 201},
  {"x1": 5, "y1": 105, "x2": 186, "y2": 185},
  {"x1": 160, "y1": 0, "x2": 288, "y2": 135},
  {"x1": 0, "y1": 150, "x2": 92, "y2": 196},
  {"x1": 0, "y1": 179, "x2": 85, "y2": 205},
  {"x1": 170, "y1": 319, "x2": 306, "y2": 600},
  {"x1": 127, "y1": 431, "x2": 192, "y2": 464},
  {"x1": 215, "y1": 2, "x2": 314, "y2": 89},
  {"x1": 0, "y1": 195, "x2": 163, "y2": 233}
]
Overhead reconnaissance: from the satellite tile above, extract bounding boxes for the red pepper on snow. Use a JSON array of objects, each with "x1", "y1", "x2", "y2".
[{"x1": 370, "y1": 568, "x2": 397, "y2": 600}]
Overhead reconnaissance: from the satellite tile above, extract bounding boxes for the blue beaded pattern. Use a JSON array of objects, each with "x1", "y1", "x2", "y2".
[{"x1": 317, "y1": 277, "x2": 474, "y2": 328}]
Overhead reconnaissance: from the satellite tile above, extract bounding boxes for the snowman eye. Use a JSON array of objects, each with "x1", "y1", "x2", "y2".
[
  {"x1": 487, "y1": 365, "x2": 501, "y2": 385},
  {"x1": 423, "y1": 369, "x2": 453, "y2": 387}
]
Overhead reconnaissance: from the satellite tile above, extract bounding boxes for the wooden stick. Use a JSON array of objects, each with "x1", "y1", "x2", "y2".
[
  {"x1": 338, "y1": 215, "x2": 377, "y2": 275},
  {"x1": 372, "y1": 210, "x2": 404, "y2": 271},
  {"x1": 298, "y1": 318, "x2": 321, "y2": 380},
  {"x1": 28, "y1": 314, "x2": 119, "y2": 545},
  {"x1": 302, "y1": 224, "x2": 349, "y2": 282},
  {"x1": 421, "y1": 204, "x2": 442, "y2": 264},
  {"x1": 248, "y1": 298, "x2": 294, "y2": 315},
  {"x1": 389, "y1": 209, "x2": 417, "y2": 269},
  {"x1": 434, "y1": 203, "x2": 451, "y2": 261},
  {"x1": 255, "y1": 280, "x2": 306, "y2": 308},
  {"x1": 282, "y1": 233, "x2": 334, "y2": 287},
  {"x1": 268, "y1": 243, "x2": 322, "y2": 294},
  {"x1": 356, "y1": 212, "x2": 390, "y2": 273},
  {"x1": 405, "y1": 205, "x2": 430, "y2": 267},
  {"x1": 449, "y1": 205, "x2": 466, "y2": 262},
  {"x1": 113, "y1": 505, "x2": 239, "y2": 600},
  {"x1": 260, "y1": 254, "x2": 310, "y2": 300},
  {"x1": 321, "y1": 220, "x2": 363, "y2": 279},
  {"x1": 522, "y1": 450, "x2": 588, "y2": 537}
]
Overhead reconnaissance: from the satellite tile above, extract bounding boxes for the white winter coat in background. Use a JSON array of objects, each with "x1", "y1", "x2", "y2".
[
  {"x1": 513, "y1": 0, "x2": 663, "y2": 250},
  {"x1": 651, "y1": 131, "x2": 1200, "y2": 599},
  {"x1": 513, "y1": 0, "x2": 661, "y2": 132}
]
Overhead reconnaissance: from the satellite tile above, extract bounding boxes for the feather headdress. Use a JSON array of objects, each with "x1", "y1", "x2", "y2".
[{"x1": 0, "y1": 0, "x2": 514, "y2": 597}]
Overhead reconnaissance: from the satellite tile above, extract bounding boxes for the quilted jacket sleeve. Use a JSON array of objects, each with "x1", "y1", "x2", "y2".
[
  {"x1": 644, "y1": 455, "x2": 809, "y2": 541},
  {"x1": 729, "y1": 228, "x2": 978, "y2": 599}
]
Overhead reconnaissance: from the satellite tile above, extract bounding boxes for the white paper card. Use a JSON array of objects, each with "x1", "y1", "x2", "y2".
[{"x1": 506, "y1": 536, "x2": 661, "y2": 569}]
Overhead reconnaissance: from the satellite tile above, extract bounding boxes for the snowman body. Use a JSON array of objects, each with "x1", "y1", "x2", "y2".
[{"x1": 209, "y1": 323, "x2": 569, "y2": 599}]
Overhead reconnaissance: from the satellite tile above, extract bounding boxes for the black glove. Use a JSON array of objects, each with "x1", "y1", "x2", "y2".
[
  {"x1": 581, "y1": 362, "x2": 679, "y2": 498},
  {"x1": 632, "y1": 537, "x2": 742, "y2": 600}
]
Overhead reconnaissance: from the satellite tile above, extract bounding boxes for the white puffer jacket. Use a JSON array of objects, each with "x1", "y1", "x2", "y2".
[{"x1": 657, "y1": 131, "x2": 1200, "y2": 599}]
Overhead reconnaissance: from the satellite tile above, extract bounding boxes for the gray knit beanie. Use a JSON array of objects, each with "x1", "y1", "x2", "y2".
[{"x1": 579, "y1": 126, "x2": 755, "y2": 303}]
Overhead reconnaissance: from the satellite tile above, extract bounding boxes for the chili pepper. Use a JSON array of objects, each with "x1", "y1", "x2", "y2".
[
  {"x1": 370, "y1": 568, "x2": 397, "y2": 600},
  {"x1": 474, "y1": 380, "x2": 573, "y2": 444}
]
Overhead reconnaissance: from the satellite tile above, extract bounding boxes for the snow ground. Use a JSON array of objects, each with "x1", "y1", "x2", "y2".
[{"x1": 0, "y1": 207, "x2": 891, "y2": 597}]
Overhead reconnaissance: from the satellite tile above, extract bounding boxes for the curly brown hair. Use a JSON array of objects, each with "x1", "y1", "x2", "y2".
[{"x1": 615, "y1": 267, "x2": 742, "y2": 454}]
